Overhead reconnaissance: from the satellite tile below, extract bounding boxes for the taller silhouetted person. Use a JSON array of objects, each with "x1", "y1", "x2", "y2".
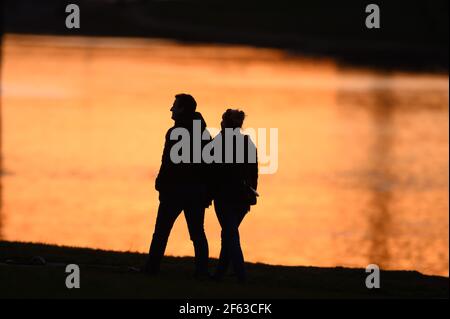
[{"x1": 143, "y1": 94, "x2": 211, "y2": 278}]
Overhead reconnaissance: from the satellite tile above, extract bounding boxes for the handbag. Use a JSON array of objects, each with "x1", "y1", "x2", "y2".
[{"x1": 243, "y1": 180, "x2": 259, "y2": 206}]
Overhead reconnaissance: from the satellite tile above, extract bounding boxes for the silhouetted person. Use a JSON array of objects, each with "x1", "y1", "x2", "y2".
[
  {"x1": 143, "y1": 94, "x2": 211, "y2": 278},
  {"x1": 211, "y1": 109, "x2": 258, "y2": 283}
]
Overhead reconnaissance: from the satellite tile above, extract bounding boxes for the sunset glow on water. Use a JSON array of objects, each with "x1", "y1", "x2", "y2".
[{"x1": 2, "y1": 34, "x2": 448, "y2": 276}]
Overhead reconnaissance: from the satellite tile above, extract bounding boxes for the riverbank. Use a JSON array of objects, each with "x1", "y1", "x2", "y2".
[
  {"x1": 3, "y1": 0, "x2": 449, "y2": 72},
  {"x1": 0, "y1": 241, "x2": 448, "y2": 298}
]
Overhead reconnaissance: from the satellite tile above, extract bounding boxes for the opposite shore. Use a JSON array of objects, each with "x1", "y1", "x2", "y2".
[{"x1": 3, "y1": 0, "x2": 449, "y2": 72}]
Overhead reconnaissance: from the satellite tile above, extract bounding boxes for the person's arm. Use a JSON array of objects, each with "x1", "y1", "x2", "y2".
[
  {"x1": 245, "y1": 136, "x2": 258, "y2": 191},
  {"x1": 155, "y1": 128, "x2": 172, "y2": 191},
  {"x1": 249, "y1": 153, "x2": 258, "y2": 191},
  {"x1": 201, "y1": 129, "x2": 214, "y2": 206}
]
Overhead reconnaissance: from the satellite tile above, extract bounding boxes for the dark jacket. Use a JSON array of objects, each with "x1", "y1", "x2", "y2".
[
  {"x1": 155, "y1": 112, "x2": 212, "y2": 206},
  {"x1": 211, "y1": 130, "x2": 258, "y2": 208}
]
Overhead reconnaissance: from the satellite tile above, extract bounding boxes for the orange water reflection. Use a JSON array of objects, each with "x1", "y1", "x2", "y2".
[{"x1": 2, "y1": 35, "x2": 448, "y2": 276}]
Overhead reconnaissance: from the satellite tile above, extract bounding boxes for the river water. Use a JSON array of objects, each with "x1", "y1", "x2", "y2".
[{"x1": 1, "y1": 34, "x2": 448, "y2": 276}]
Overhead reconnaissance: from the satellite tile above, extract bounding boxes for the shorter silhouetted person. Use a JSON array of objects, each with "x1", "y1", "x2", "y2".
[
  {"x1": 142, "y1": 94, "x2": 211, "y2": 278},
  {"x1": 211, "y1": 109, "x2": 258, "y2": 283}
]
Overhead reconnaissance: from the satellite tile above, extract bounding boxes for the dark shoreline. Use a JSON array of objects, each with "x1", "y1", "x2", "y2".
[
  {"x1": 3, "y1": 0, "x2": 449, "y2": 73},
  {"x1": 0, "y1": 241, "x2": 448, "y2": 298}
]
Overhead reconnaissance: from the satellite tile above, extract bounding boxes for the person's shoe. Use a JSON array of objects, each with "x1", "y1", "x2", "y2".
[
  {"x1": 127, "y1": 266, "x2": 141, "y2": 273},
  {"x1": 210, "y1": 273, "x2": 223, "y2": 282},
  {"x1": 139, "y1": 264, "x2": 159, "y2": 276},
  {"x1": 194, "y1": 271, "x2": 211, "y2": 281},
  {"x1": 237, "y1": 275, "x2": 247, "y2": 284}
]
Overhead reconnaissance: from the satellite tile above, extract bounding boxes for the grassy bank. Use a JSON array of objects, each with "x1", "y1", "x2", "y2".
[
  {"x1": 3, "y1": 0, "x2": 449, "y2": 71},
  {"x1": 0, "y1": 241, "x2": 448, "y2": 298}
]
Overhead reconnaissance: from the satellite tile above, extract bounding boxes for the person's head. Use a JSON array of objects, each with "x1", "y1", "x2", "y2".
[
  {"x1": 221, "y1": 108, "x2": 246, "y2": 130},
  {"x1": 171, "y1": 93, "x2": 197, "y2": 120}
]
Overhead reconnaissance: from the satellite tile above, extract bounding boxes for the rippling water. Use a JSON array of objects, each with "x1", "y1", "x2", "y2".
[{"x1": 1, "y1": 34, "x2": 448, "y2": 276}]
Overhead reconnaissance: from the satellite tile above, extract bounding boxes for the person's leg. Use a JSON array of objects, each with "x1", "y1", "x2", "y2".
[
  {"x1": 184, "y1": 204, "x2": 209, "y2": 277},
  {"x1": 213, "y1": 201, "x2": 231, "y2": 279},
  {"x1": 223, "y1": 204, "x2": 248, "y2": 282},
  {"x1": 143, "y1": 200, "x2": 182, "y2": 274}
]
